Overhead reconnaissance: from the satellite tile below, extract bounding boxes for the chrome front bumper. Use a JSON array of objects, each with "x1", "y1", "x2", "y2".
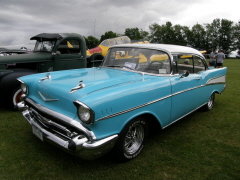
[{"x1": 19, "y1": 100, "x2": 118, "y2": 160}]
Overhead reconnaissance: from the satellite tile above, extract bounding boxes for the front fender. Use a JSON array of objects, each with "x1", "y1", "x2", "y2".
[{"x1": 0, "y1": 70, "x2": 14, "y2": 79}]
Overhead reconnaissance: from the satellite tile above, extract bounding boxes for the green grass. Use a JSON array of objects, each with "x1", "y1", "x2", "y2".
[{"x1": 1, "y1": 59, "x2": 240, "y2": 180}]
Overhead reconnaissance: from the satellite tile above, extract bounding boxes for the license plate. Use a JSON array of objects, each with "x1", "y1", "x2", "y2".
[{"x1": 32, "y1": 126, "x2": 43, "y2": 141}]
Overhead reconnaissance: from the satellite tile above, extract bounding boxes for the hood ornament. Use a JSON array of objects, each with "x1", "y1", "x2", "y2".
[
  {"x1": 39, "y1": 73, "x2": 51, "y2": 82},
  {"x1": 70, "y1": 80, "x2": 85, "y2": 93}
]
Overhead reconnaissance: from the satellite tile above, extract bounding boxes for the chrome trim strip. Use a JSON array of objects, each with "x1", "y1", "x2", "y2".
[
  {"x1": 96, "y1": 78, "x2": 226, "y2": 121},
  {"x1": 96, "y1": 95, "x2": 172, "y2": 121},
  {"x1": 25, "y1": 98, "x2": 96, "y2": 140},
  {"x1": 17, "y1": 78, "x2": 24, "y2": 84}
]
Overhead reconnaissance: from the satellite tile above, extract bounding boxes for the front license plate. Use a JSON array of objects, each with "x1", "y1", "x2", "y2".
[{"x1": 32, "y1": 126, "x2": 43, "y2": 141}]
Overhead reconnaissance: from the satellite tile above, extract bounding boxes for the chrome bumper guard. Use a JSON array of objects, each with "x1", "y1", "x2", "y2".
[{"x1": 18, "y1": 100, "x2": 118, "y2": 160}]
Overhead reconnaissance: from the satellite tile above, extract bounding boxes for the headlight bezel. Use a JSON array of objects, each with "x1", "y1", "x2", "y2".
[
  {"x1": 74, "y1": 101, "x2": 95, "y2": 125},
  {"x1": 21, "y1": 83, "x2": 28, "y2": 94}
]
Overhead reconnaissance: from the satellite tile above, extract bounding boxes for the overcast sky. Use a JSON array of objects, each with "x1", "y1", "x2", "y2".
[{"x1": 0, "y1": 0, "x2": 239, "y2": 49}]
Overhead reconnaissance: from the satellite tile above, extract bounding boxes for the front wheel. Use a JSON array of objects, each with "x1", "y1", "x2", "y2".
[
  {"x1": 202, "y1": 93, "x2": 215, "y2": 111},
  {"x1": 114, "y1": 117, "x2": 148, "y2": 161}
]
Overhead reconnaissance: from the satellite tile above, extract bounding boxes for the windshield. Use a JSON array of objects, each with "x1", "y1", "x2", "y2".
[
  {"x1": 34, "y1": 40, "x2": 56, "y2": 52},
  {"x1": 102, "y1": 47, "x2": 171, "y2": 74}
]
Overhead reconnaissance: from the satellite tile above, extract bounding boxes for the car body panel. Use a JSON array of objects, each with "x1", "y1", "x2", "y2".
[{"x1": 18, "y1": 44, "x2": 227, "y2": 160}]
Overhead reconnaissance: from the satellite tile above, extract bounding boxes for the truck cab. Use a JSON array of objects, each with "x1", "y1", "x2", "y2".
[{"x1": 0, "y1": 33, "x2": 103, "y2": 109}]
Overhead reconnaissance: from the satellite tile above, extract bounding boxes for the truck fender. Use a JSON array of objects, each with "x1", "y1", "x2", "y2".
[
  {"x1": 0, "y1": 69, "x2": 37, "y2": 108},
  {"x1": 88, "y1": 53, "x2": 104, "y2": 67}
]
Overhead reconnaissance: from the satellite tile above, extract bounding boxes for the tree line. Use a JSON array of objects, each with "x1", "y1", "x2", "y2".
[{"x1": 84, "y1": 18, "x2": 240, "y2": 54}]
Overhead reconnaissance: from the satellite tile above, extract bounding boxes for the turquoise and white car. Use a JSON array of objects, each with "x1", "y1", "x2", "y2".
[{"x1": 17, "y1": 44, "x2": 227, "y2": 161}]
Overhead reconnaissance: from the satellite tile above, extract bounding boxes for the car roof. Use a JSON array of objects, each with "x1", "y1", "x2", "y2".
[
  {"x1": 111, "y1": 43, "x2": 204, "y2": 58},
  {"x1": 30, "y1": 33, "x2": 83, "y2": 41}
]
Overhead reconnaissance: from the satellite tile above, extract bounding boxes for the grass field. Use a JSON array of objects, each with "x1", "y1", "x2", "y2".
[{"x1": 0, "y1": 59, "x2": 239, "y2": 180}]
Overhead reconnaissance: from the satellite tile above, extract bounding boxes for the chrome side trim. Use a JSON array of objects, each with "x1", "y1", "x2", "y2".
[
  {"x1": 96, "y1": 95, "x2": 172, "y2": 121},
  {"x1": 25, "y1": 98, "x2": 96, "y2": 140},
  {"x1": 96, "y1": 77, "x2": 226, "y2": 121}
]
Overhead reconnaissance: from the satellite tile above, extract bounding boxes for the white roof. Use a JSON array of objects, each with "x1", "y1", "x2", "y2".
[{"x1": 112, "y1": 43, "x2": 204, "y2": 58}]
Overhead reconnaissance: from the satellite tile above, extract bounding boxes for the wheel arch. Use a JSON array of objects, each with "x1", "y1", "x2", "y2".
[{"x1": 120, "y1": 111, "x2": 163, "y2": 134}]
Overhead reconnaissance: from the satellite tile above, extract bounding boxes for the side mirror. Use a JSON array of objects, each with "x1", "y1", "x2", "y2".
[
  {"x1": 180, "y1": 70, "x2": 189, "y2": 78},
  {"x1": 52, "y1": 51, "x2": 61, "y2": 56},
  {"x1": 56, "y1": 51, "x2": 61, "y2": 56}
]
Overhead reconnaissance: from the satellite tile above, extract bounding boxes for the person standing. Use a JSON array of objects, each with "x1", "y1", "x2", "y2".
[
  {"x1": 216, "y1": 50, "x2": 225, "y2": 68},
  {"x1": 209, "y1": 49, "x2": 217, "y2": 67}
]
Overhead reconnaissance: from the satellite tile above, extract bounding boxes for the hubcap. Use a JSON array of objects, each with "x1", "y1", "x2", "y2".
[
  {"x1": 124, "y1": 123, "x2": 144, "y2": 154},
  {"x1": 208, "y1": 95, "x2": 214, "y2": 109}
]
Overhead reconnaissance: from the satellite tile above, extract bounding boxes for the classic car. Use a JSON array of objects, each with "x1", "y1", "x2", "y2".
[{"x1": 17, "y1": 44, "x2": 227, "y2": 161}]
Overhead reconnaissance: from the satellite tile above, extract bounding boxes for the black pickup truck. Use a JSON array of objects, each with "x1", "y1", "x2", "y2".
[{"x1": 0, "y1": 33, "x2": 103, "y2": 109}]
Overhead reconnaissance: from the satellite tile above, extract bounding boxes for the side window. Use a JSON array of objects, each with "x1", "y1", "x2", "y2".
[
  {"x1": 193, "y1": 56, "x2": 205, "y2": 73},
  {"x1": 177, "y1": 55, "x2": 194, "y2": 74},
  {"x1": 57, "y1": 40, "x2": 80, "y2": 54},
  {"x1": 175, "y1": 55, "x2": 205, "y2": 74}
]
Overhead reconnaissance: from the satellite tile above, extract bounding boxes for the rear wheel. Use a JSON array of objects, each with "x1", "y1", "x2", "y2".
[
  {"x1": 114, "y1": 117, "x2": 148, "y2": 161},
  {"x1": 202, "y1": 93, "x2": 215, "y2": 111}
]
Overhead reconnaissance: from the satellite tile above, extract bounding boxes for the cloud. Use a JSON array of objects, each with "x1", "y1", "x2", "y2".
[{"x1": 0, "y1": 0, "x2": 239, "y2": 48}]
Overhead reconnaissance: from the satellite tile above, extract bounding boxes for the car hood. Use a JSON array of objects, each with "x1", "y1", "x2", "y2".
[
  {"x1": 22, "y1": 68, "x2": 148, "y2": 118},
  {"x1": 0, "y1": 52, "x2": 52, "y2": 64},
  {"x1": 37, "y1": 68, "x2": 144, "y2": 97}
]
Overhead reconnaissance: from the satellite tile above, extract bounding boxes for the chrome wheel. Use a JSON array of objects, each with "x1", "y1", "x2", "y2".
[
  {"x1": 207, "y1": 94, "x2": 215, "y2": 110},
  {"x1": 114, "y1": 117, "x2": 148, "y2": 161},
  {"x1": 201, "y1": 93, "x2": 215, "y2": 111},
  {"x1": 124, "y1": 123, "x2": 145, "y2": 155}
]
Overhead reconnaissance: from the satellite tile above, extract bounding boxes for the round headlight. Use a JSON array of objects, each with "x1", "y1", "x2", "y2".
[
  {"x1": 75, "y1": 101, "x2": 95, "y2": 125},
  {"x1": 78, "y1": 106, "x2": 91, "y2": 122},
  {"x1": 21, "y1": 83, "x2": 28, "y2": 94}
]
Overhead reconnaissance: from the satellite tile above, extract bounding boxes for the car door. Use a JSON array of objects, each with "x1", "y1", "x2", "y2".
[
  {"x1": 54, "y1": 39, "x2": 85, "y2": 71},
  {"x1": 169, "y1": 55, "x2": 206, "y2": 123}
]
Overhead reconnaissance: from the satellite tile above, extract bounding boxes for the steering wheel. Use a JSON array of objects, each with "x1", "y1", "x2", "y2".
[{"x1": 149, "y1": 61, "x2": 163, "y2": 69}]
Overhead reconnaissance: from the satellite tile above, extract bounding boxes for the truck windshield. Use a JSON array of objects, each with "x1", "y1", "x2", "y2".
[{"x1": 34, "y1": 40, "x2": 56, "y2": 52}]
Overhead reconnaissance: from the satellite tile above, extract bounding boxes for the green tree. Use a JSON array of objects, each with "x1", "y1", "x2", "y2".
[
  {"x1": 205, "y1": 19, "x2": 220, "y2": 51},
  {"x1": 233, "y1": 20, "x2": 240, "y2": 50},
  {"x1": 219, "y1": 19, "x2": 234, "y2": 53},
  {"x1": 149, "y1": 22, "x2": 176, "y2": 44},
  {"x1": 172, "y1": 25, "x2": 189, "y2": 46},
  {"x1": 84, "y1": 36, "x2": 99, "y2": 49},
  {"x1": 140, "y1": 29, "x2": 149, "y2": 40},
  {"x1": 100, "y1": 31, "x2": 118, "y2": 42},
  {"x1": 205, "y1": 18, "x2": 235, "y2": 53},
  {"x1": 190, "y1": 23, "x2": 206, "y2": 50}
]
